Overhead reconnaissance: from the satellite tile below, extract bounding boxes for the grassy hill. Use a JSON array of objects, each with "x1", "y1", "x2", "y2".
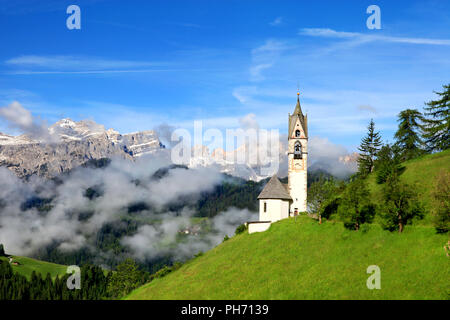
[
  {"x1": 366, "y1": 149, "x2": 450, "y2": 224},
  {"x1": 126, "y1": 216, "x2": 449, "y2": 300},
  {"x1": 0, "y1": 255, "x2": 67, "y2": 280}
]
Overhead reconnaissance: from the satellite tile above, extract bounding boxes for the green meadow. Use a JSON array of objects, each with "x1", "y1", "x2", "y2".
[
  {"x1": 0, "y1": 256, "x2": 67, "y2": 280},
  {"x1": 126, "y1": 216, "x2": 449, "y2": 300},
  {"x1": 367, "y1": 149, "x2": 450, "y2": 224}
]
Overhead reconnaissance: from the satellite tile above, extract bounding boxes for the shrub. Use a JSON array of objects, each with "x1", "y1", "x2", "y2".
[{"x1": 235, "y1": 224, "x2": 247, "y2": 235}]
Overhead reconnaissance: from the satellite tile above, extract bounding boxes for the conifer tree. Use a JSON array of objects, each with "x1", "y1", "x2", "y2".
[
  {"x1": 394, "y1": 109, "x2": 425, "y2": 160},
  {"x1": 422, "y1": 84, "x2": 450, "y2": 152},
  {"x1": 357, "y1": 119, "x2": 382, "y2": 175}
]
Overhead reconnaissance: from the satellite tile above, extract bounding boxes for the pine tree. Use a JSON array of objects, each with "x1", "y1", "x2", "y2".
[
  {"x1": 357, "y1": 119, "x2": 382, "y2": 175},
  {"x1": 422, "y1": 84, "x2": 450, "y2": 152},
  {"x1": 394, "y1": 109, "x2": 425, "y2": 160}
]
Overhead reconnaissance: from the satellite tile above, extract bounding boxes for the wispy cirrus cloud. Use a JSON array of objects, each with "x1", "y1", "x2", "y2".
[
  {"x1": 5, "y1": 55, "x2": 168, "y2": 74},
  {"x1": 269, "y1": 17, "x2": 283, "y2": 26},
  {"x1": 299, "y1": 28, "x2": 450, "y2": 46},
  {"x1": 249, "y1": 40, "x2": 291, "y2": 82}
]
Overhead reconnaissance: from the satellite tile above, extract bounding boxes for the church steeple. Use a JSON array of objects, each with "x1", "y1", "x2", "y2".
[
  {"x1": 293, "y1": 90, "x2": 303, "y2": 116},
  {"x1": 289, "y1": 91, "x2": 308, "y2": 138},
  {"x1": 287, "y1": 89, "x2": 308, "y2": 214}
]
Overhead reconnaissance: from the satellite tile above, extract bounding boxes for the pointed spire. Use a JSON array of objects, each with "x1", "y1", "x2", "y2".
[{"x1": 294, "y1": 90, "x2": 303, "y2": 115}]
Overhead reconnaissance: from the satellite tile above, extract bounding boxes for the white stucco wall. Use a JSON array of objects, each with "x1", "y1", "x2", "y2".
[
  {"x1": 248, "y1": 222, "x2": 271, "y2": 234},
  {"x1": 259, "y1": 199, "x2": 290, "y2": 222},
  {"x1": 288, "y1": 162, "x2": 307, "y2": 213}
]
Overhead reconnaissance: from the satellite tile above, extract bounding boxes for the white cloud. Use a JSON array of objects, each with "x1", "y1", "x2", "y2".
[
  {"x1": 299, "y1": 28, "x2": 450, "y2": 46},
  {"x1": 5, "y1": 55, "x2": 168, "y2": 74},
  {"x1": 249, "y1": 40, "x2": 290, "y2": 82},
  {"x1": 269, "y1": 17, "x2": 283, "y2": 26},
  {"x1": 0, "y1": 101, "x2": 58, "y2": 142}
]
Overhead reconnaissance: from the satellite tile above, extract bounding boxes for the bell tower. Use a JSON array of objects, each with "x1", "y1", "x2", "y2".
[{"x1": 288, "y1": 91, "x2": 308, "y2": 214}]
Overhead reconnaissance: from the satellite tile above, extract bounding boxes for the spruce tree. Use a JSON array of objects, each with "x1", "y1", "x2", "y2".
[
  {"x1": 357, "y1": 119, "x2": 382, "y2": 175},
  {"x1": 394, "y1": 109, "x2": 425, "y2": 160},
  {"x1": 422, "y1": 84, "x2": 450, "y2": 152}
]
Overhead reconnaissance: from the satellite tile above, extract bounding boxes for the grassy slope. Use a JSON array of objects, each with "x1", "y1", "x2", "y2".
[
  {"x1": 127, "y1": 216, "x2": 449, "y2": 300},
  {"x1": 366, "y1": 149, "x2": 450, "y2": 224},
  {"x1": 0, "y1": 256, "x2": 67, "y2": 280}
]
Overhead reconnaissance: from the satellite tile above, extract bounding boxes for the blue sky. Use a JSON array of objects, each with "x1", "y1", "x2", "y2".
[{"x1": 0, "y1": 0, "x2": 449, "y2": 151}]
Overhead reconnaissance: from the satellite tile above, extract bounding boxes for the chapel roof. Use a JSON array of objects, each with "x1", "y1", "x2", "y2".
[{"x1": 257, "y1": 175, "x2": 292, "y2": 200}]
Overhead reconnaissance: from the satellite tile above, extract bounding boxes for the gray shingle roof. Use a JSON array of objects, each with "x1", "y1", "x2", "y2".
[{"x1": 257, "y1": 175, "x2": 292, "y2": 200}]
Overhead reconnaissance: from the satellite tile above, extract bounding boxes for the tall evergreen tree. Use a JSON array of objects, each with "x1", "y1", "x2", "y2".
[
  {"x1": 394, "y1": 109, "x2": 425, "y2": 160},
  {"x1": 357, "y1": 119, "x2": 382, "y2": 175},
  {"x1": 422, "y1": 84, "x2": 450, "y2": 152}
]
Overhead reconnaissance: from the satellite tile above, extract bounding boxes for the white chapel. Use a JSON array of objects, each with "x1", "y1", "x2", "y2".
[{"x1": 248, "y1": 92, "x2": 308, "y2": 233}]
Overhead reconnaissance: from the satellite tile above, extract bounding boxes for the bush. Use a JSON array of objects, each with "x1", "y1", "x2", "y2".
[
  {"x1": 235, "y1": 224, "x2": 247, "y2": 235},
  {"x1": 153, "y1": 266, "x2": 172, "y2": 279},
  {"x1": 223, "y1": 235, "x2": 230, "y2": 242},
  {"x1": 432, "y1": 170, "x2": 449, "y2": 233},
  {"x1": 338, "y1": 179, "x2": 375, "y2": 230}
]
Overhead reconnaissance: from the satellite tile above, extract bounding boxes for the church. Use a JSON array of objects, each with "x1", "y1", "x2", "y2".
[{"x1": 248, "y1": 92, "x2": 308, "y2": 234}]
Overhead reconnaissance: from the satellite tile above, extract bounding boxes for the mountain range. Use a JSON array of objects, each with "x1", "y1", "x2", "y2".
[{"x1": 0, "y1": 118, "x2": 357, "y2": 180}]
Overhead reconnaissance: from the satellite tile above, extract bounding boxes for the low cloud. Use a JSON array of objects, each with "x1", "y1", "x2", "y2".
[
  {"x1": 0, "y1": 101, "x2": 58, "y2": 142},
  {"x1": 154, "y1": 123, "x2": 177, "y2": 148},
  {"x1": 122, "y1": 207, "x2": 257, "y2": 261},
  {"x1": 308, "y1": 136, "x2": 357, "y2": 178},
  {"x1": 0, "y1": 154, "x2": 231, "y2": 259}
]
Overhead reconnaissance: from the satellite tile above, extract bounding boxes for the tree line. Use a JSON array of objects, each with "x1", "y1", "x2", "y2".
[
  {"x1": 308, "y1": 83, "x2": 449, "y2": 233},
  {"x1": 0, "y1": 256, "x2": 163, "y2": 300}
]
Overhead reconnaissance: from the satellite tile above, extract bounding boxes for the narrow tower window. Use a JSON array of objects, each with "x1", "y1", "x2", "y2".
[
  {"x1": 295, "y1": 130, "x2": 301, "y2": 138},
  {"x1": 264, "y1": 202, "x2": 267, "y2": 212},
  {"x1": 294, "y1": 141, "x2": 302, "y2": 159}
]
